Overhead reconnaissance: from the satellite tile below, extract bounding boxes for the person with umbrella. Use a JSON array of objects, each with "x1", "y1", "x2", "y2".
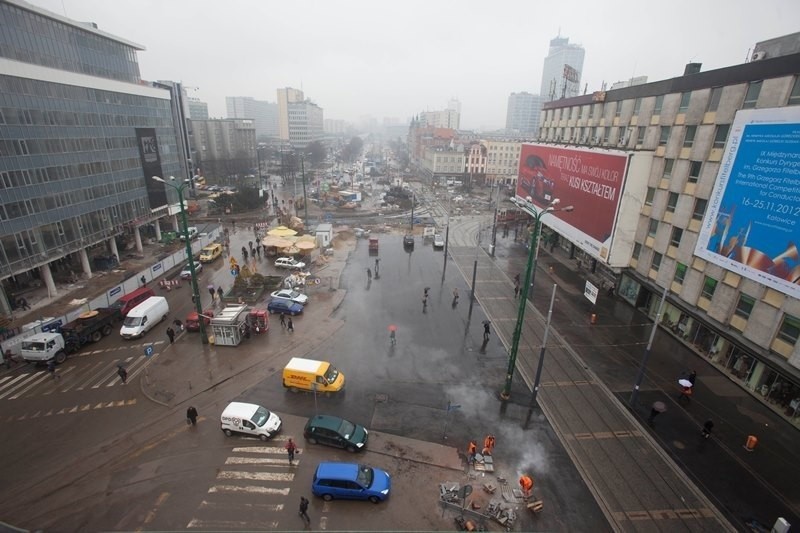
[
  {"x1": 678, "y1": 378, "x2": 693, "y2": 402},
  {"x1": 647, "y1": 401, "x2": 666, "y2": 425}
]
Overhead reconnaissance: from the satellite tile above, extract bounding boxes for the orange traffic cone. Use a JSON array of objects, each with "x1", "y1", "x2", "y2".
[{"x1": 743, "y1": 435, "x2": 758, "y2": 452}]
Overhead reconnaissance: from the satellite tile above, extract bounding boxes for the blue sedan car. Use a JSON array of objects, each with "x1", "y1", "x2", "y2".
[
  {"x1": 267, "y1": 298, "x2": 304, "y2": 315},
  {"x1": 312, "y1": 462, "x2": 391, "y2": 503}
]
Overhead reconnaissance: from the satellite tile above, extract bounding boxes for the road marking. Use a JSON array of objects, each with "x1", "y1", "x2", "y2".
[
  {"x1": 139, "y1": 491, "x2": 170, "y2": 528},
  {"x1": 217, "y1": 471, "x2": 295, "y2": 482},
  {"x1": 197, "y1": 501, "x2": 284, "y2": 512},
  {"x1": 93, "y1": 359, "x2": 130, "y2": 388},
  {"x1": 207, "y1": 485, "x2": 291, "y2": 495},
  {"x1": 0, "y1": 373, "x2": 36, "y2": 399},
  {"x1": 225, "y1": 457, "x2": 299, "y2": 466},
  {"x1": 231, "y1": 446, "x2": 289, "y2": 454},
  {"x1": 41, "y1": 367, "x2": 76, "y2": 395},
  {"x1": 106, "y1": 356, "x2": 137, "y2": 387},
  {"x1": 8, "y1": 371, "x2": 51, "y2": 399},
  {"x1": 77, "y1": 360, "x2": 119, "y2": 390},
  {"x1": 187, "y1": 519, "x2": 280, "y2": 529}
]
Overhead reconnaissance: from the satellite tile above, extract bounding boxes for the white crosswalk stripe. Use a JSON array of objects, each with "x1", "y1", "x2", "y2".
[
  {"x1": 187, "y1": 443, "x2": 300, "y2": 530},
  {"x1": 0, "y1": 355, "x2": 154, "y2": 400}
]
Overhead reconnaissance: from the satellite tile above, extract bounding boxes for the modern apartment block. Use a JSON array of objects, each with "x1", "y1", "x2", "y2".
[
  {"x1": 506, "y1": 92, "x2": 544, "y2": 135},
  {"x1": 191, "y1": 119, "x2": 256, "y2": 180},
  {"x1": 226, "y1": 96, "x2": 278, "y2": 139},
  {"x1": 536, "y1": 36, "x2": 800, "y2": 421},
  {"x1": 540, "y1": 35, "x2": 585, "y2": 102},
  {"x1": 0, "y1": 0, "x2": 186, "y2": 313},
  {"x1": 187, "y1": 97, "x2": 209, "y2": 120},
  {"x1": 276, "y1": 87, "x2": 323, "y2": 148}
]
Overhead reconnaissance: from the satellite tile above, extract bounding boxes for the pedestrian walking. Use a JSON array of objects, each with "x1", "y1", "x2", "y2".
[
  {"x1": 140, "y1": 275, "x2": 147, "y2": 287},
  {"x1": 298, "y1": 496, "x2": 310, "y2": 525},
  {"x1": 647, "y1": 401, "x2": 666, "y2": 425},
  {"x1": 243, "y1": 249, "x2": 249, "y2": 261},
  {"x1": 452, "y1": 288, "x2": 459, "y2": 306},
  {"x1": 514, "y1": 283, "x2": 520, "y2": 299},
  {"x1": 701, "y1": 419, "x2": 714, "y2": 439},
  {"x1": 248, "y1": 240, "x2": 254, "y2": 251},
  {"x1": 519, "y1": 475, "x2": 534, "y2": 499},
  {"x1": 286, "y1": 438, "x2": 298, "y2": 465},
  {"x1": 166, "y1": 327, "x2": 175, "y2": 344},
  {"x1": 374, "y1": 258, "x2": 380, "y2": 273},
  {"x1": 287, "y1": 317, "x2": 294, "y2": 332},
  {"x1": 424, "y1": 287, "x2": 430, "y2": 298},
  {"x1": 366, "y1": 267, "x2": 372, "y2": 280},
  {"x1": 280, "y1": 313, "x2": 286, "y2": 328},
  {"x1": 117, "y1": 365, "x2": 128, "y2": 384},
  {"x1": 483, "y1": 321, "x2": 491, "y2": 341},
  {"x1": 483, "y1": 434, "x2": 496, "y2": 455},
  {"x1": 208, "y1": 285, "x2": 216, "y2": 300},
  {"x1": 217, "y1": 286, "x2": 224, "y2": 300},
  {"x1": 677, "y1": 385, "x2": 693, "y2": 403},
  {"x1": 187, "y1": 406, "x2": 198, "y2": 426},
  {"x1": 422, "y1": 294, "x2": 428, "y2": 310},
  {"x1": 173, "y1": 319, "x2": 184, "y2": 332},
  {"x1": 47, "y1": 359, "x2": 60, "y2": 380},
  {"x1": 687, "y1": 370, "x2": 697, "y2": 386},
  {"x1": 513, "y1": 273, "x2": 520, "y2": 285},
  {"x1": 256, "y1": 246, "x2": 261, "y2": 258}
]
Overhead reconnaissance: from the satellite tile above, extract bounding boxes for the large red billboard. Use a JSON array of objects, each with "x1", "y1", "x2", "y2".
[{"x1": 516, "y1": 144, "x2": 628, "y2": 243}]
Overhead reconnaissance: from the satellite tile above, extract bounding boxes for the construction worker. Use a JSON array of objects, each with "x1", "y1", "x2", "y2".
[
  {"x1": 519, "y1": 475, "x2": 534, "y2": 498},
  {"x1": 467, "y1": 440, "x2": 477, "y2": 465},
  {"x1": 483, "y1": 434, "x2": 496, "y2": 455}
]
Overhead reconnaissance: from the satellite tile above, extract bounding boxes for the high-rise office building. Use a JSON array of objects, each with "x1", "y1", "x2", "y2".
[
  {"x1": 276, "y1": 87, "x2": 324, "y2": 148},
  {"x1": 505, "y1": 92, "x2": 544, "y2": 135},
  {"x1": 226, "y1": 96, "x2": 278, "y2": 139},
  {"x1": 187, "y1": 97, "x2": 209, "y2": 120},
  {"x1": 0, "y1": 0, "x2": 185, "y2": 311},
  {"x1": 540, "y1": 35, "x2": 585, "y2": 102}
]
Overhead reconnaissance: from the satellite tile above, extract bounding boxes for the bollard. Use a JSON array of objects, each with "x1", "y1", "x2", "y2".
[
  {"x1": 590, "y1": 313, "x2": 597, "y2": 325},
  {"x1": 743, "y1": 435, "x2": 758, "y2": 452}
]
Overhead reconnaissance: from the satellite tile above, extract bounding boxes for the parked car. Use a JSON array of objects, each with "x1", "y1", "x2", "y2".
[
  {"x1": 270, "y1": 289, "x2": 309, "y2": 305},
  {"x1": 275, "y1": 257, "x2": 306, "y2": 270},
  {"x1": 304, "y1": 414, "x2": 368, "y2": 452},
  {"x1": 403, "y1": 235, "x2": 414, "y2": 249},
  {"x1": 180, "y1": 261, "x2": 203, "y2": 279},
  {"x1": 267, "y1": 298, "x2": 304, "y2": 315},
  {"x1": 311, "y1": 462, "x2": 391, "y2": 503},
  {"x1": 433, "y1": 234, "x2": 445, "y2": 249}
]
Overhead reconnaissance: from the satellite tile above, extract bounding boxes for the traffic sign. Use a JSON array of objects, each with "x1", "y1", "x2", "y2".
[
  {"x1": 231, "y1": 268, "x2": 239, "y2": 277},
  {"x1": 144, "y1": 345, "x2": 154, "y2": 357}
]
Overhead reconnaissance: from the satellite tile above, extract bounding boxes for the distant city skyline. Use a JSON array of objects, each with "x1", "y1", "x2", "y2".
[{"x1": 27, "y1": 0, "x2": 800, "y2": 130}]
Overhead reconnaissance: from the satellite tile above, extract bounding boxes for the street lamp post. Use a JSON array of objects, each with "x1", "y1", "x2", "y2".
[
  {"x1": 525, "y1": 283, "x2": 557, "y2": 427},
  {"x1": 500, "y1": 199, "x2": 573, "y2": 400},
  {"x1": 152, "y1": 175, "x2": 208, "y2": 344},
  {"x1": 300, "y1": 154, "x2": 309, "y2": 229}
]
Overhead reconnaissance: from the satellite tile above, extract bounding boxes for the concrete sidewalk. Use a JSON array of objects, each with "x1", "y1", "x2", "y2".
[{"x1": 450, "y1": 244, "x2": 735, "y2": 532}]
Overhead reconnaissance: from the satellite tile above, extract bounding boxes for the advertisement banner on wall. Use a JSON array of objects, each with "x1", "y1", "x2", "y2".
[
  {"x1": 695, "y1": 107, "x2": 800, "y2": 299},
  {"x1": 136, "y1": 128, "x2": 168, "y2": 210},
  {"x1": 515, "y1": 144, "x2": 629, "y2": 261}
]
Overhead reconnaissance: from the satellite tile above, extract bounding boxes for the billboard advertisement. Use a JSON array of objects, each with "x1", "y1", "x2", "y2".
[
  {"x1": 695, "y1": 107, "x2": 800, "y2": 299},
  {"x1": 136, "y1": 128, "x2": 168, "y2": 211},
  {"x1": 516, "y1": 144, "x2": 630, "y2": 261}
]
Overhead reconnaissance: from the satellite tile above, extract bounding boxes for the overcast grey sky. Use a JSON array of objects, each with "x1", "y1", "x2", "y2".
[{"x1": 29, "y1": 0, "x2": 800, "y2": 130}]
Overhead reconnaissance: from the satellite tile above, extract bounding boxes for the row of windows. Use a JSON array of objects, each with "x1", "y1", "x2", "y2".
[
  {"x1": 1, "y1": 3, "x2": 140, "y2": 83},
  {"x1": 642, "y1": 256, "x2": 800, "y2": 347},
  {"x1": 544, "y1": 77, "x2": 800, "y2": 124},
  {"x1": 540, "y1": 122, "x2": 730, "y2": 153},
  {"x1": 0, "y1": 136, "x2": 140, "y2": 157},
  {"x1": 0, "y1": 106, "x2": 171, "y2": 130},
  {"x1": 0, "y1": 157, "x2": 142, "y2": 189},
  {"x1": 0, "y1": 78, "x2": 167, "y2": 111}
]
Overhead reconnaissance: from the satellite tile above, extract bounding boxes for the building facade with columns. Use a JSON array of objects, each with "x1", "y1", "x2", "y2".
[{"x1": 0, "y1": 0, "x2": 186, "y2": 314}]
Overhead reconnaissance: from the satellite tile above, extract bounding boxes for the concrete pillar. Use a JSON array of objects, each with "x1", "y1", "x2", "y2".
[
  {"x1": 79, "y1": 249, "x2": 92, "y2": 279},
  {"x1": 154, "y1": 220, "x2": 162, "y2": 242},
  {"x1": 172, "y1": 214, "x2": 180, "y2": 232},
  {"x1": 40, "y1": 263, "x2": 57, "y2": 298},
  {"x1": 108, "y1": 236, "x2": 119, "y2": 259},
  {"x1": 0, "y1": 287, "x2": 11, "y2": 316},
  {"x1": 134, "y1": 226, "x2": 143, "y2": 254}
]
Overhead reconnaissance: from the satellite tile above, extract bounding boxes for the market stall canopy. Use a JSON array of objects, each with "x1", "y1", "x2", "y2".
[
  {"x1": 267, "y1": 226, "x2": 298, "y2": 237},
  {"x1": 263, "y1": 235, "x2": 293, "y2": 247},
  {"x1": 295, "y1": 241, "x2": 316, "y2": 250},
  {"x1": 283, "y1": 246, "x2": 301, "y2": 254},
  {"x1": 296, "y1": 234, "x2": 316, "y2": 243}
]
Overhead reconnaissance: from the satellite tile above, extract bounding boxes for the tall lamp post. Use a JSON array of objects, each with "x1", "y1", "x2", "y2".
[
  {"x1": 500, "y1": 198, "x2": 573, "y2": 400},
  {"x1": 152, "y1": 175, "x2": 208, "y2": 344},
  {"x1": 300, "y1": 152, "x2": 310, "y2": 229}
]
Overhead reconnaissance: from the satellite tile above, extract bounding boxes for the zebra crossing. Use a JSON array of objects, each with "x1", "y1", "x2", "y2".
[
  {"x1": 186, "y1": 437, "x2": 301, "y2": 530},
  {"x1": 0, "y1": 353, "x2": 154, "y2": 401}
]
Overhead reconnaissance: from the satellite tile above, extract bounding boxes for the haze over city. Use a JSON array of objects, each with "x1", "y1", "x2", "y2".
[{"x1": 28, "y1": 0, "x2": 800, "y2": 130}]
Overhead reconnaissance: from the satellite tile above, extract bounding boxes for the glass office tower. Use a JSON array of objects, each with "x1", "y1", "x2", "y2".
[{"x1": 0, "y1": 0, "x2": 182, "y2": 311}]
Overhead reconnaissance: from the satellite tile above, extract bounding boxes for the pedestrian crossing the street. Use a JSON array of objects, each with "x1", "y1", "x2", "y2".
[
  {"x1": 186, "y1": 437, "x2": 300, "y2": 530},
  {"x1": 0, "y1": 354, "x2": 153, "y2": 401}
]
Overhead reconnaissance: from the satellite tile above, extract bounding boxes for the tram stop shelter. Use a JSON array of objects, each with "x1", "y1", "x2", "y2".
[{"x1": 210, "y1": 303, "x2": 249, "y2": 346}]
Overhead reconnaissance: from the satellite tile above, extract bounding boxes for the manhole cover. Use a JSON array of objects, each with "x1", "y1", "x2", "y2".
[{"x1": 375, "y1": 394, "x2": 388, "y2": 403}]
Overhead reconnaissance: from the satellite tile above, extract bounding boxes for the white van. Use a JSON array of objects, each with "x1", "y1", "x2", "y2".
[
  {"x1": 220, "y1": 402, "x2": 282, "y2": 440},
  {"x1": 120, "y1": 296, "x2": 169, "y2": 339}
]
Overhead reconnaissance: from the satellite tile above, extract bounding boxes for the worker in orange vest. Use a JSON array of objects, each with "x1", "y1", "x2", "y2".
[
  {"x1": 467, "y1": 440, "x2": 477, "y2": 465},
  {"x1": 519, "y1": 475, "x2": 534, "y2": 498},
  {"x1": 483, "y1": 434, "x2": 496, "y2": 455}
]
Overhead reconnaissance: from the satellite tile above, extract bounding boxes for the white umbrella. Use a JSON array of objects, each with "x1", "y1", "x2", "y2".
[{"x1": 678, "y1": 379, "x2": 693, "y2": 388}]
